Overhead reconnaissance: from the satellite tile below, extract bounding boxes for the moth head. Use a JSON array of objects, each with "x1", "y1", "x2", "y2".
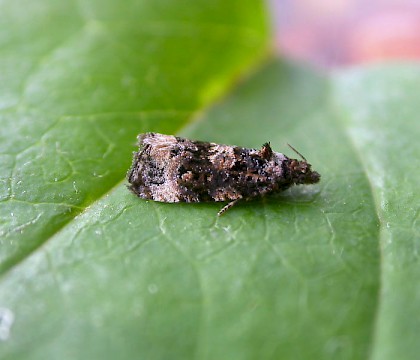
[
  {"x1": 286, "y1": 144, "x2": 320, "y2": 185},
  {"x1": 289, "y1": 159, "x2": 321, "y2": 185}
]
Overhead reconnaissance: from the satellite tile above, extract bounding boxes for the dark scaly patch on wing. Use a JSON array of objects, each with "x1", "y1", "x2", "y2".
[
  {"x1": 230, "y1": 147, "x2": 278, "y2": 198},
  {"x1": 176, "y1": 142, "x2": 216, "y2": 202},
  {"x1": 176, "y1": 145, "x2": 277, "y2": 202}
]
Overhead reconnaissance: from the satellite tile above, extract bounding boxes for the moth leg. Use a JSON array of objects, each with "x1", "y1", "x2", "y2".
[{"x1": 217, "y1": 198, "x2": 242, "y2": 217}]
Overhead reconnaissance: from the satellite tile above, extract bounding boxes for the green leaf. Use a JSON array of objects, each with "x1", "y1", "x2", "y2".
[
  {"x1": 0, "y1": 0, "x2": 268, "y2": 272},
  {"x1": 1, "y1": 2, "x2": 419, "y2": 360},
  {"x1": 331, "y1": 64, "x2": 420, "y2": 360}
]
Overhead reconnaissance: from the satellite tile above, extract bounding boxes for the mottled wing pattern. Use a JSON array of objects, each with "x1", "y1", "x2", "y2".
[
  {"x1": 177, "y1": 142, "x2": 276, "y2": 202},
  {"x1": 128, "y1": 133, "x2": 185, "y2": 202},
  {"x1": 128, "y1": 133, "x2": 287, "y2": 203}
]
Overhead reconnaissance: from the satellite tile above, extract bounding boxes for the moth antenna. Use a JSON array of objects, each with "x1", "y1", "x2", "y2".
[{"x1": 287, "y1": 144, "x2": 307, "y2": 162}]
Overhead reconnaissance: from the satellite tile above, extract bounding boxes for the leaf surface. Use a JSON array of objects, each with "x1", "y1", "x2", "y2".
[
  {"x1": 0, "y1": 0, "x2": 268, "y2": 272},
  {"x1": 1, "y1": 1, "x2": 419, "y2": 360}
]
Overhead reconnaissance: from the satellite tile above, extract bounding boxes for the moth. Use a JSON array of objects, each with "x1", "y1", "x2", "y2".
[{"x1": 127, "y1": 133, "x2": 320, "y2": 216}]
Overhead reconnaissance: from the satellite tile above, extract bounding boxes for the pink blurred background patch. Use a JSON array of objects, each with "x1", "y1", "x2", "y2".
[{"x1": 269, "y1": 0, "x2": 420, "y2": 68}]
